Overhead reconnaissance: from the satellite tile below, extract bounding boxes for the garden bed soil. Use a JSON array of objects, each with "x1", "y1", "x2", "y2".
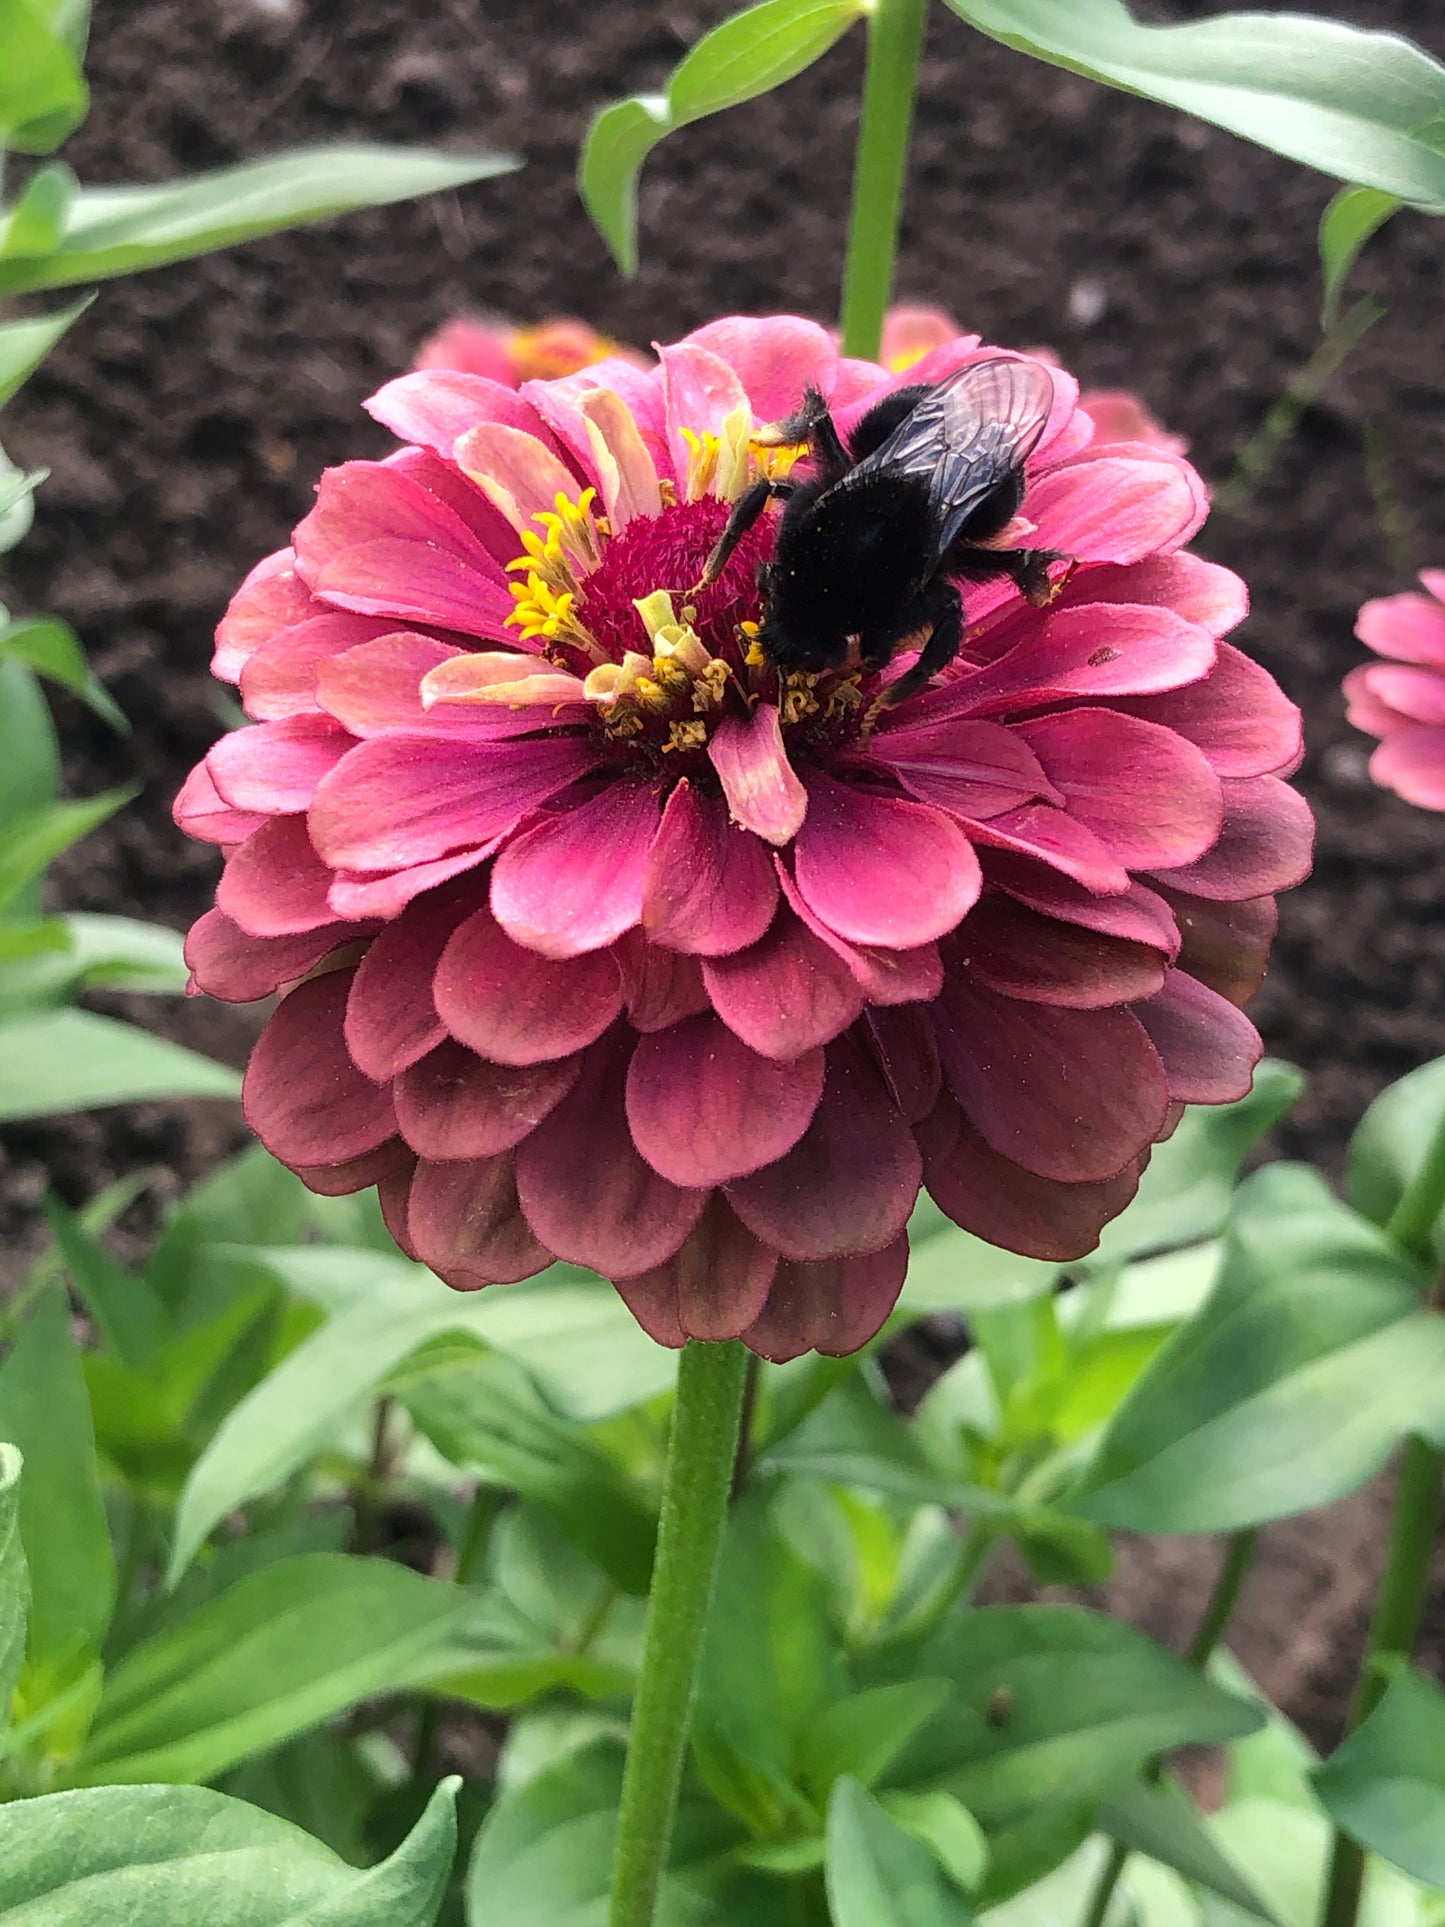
[{"x1": 4, "y1": 0, "x2": 1445, "y2": 1753}]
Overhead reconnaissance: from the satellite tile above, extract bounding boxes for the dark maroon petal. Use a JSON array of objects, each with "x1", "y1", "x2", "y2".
[
  {"x1": 243, "y1": 970, "x2": 397, "y2": 1168},
  {"x1": 627, "y1": 1010, "x2": 824, "y2": 1186},
  {"x1": 1109, "y1": 641, "x2": 1302, "y2": 779},
  {"x1": 1017, "y1": 708, "x2": 1223, "y2": 871},
  {"x1": 860, "y1": 716, "x2": 1061, "y2": 820},
  {"x1": 1155, "y1": 884, "x2": 1277, "y2": 1008},
  {"x1": 395, "y1": 1039, "x2": 581, "y2": 1160},
  {"x1": 960, "y1": 895, "x2": 1168, "y2": 1008},
  {"x1": 217, "y1": 816, "x2": 337, "y2": 938},
  {"x1": 309, "y1": 732, "x2": 599, "y2": 874},
  {"x1": 295, "y1": 1137, "x2": 414, "y2": 1197},
  {"x1": 207, "y1": 715, "x2": 349, "y2": 815},
  {"x1": 185, "y1": 909, "x2": 363, "y2": 1003},
  {"x1": 378, "y1": 1158, "x2": 420, "y2": 1260},
  {"x1": 514, "y1": 1032, "x2": 706, "y2": 1277},
  {"x1": 344, "y1": 882, "x2": 474, "y2": 1080},
  {"x1": 919, "y1": 1096, "x2": 1141, "y2": 1262},
  {"x1": 490, "y1": 780, "x2": 662, "y2": 957},
  {"x1": 725, "y1": 1036, "x2": 922, "y2": 1261},
  {"x1": 1132, "y1": 971, "x2": 1261, "y2": 1104},
  {"x1": 1149, "y1": 775, "x2": 1314, "y2": 901},
  {"x1": 934, "y1": 975, "x2": 1170, "y2": 1183},
  {"x1": 434, "y1": 902, "x2": 622, "y2": 1065},
  {"x1": 408, "y1": 1155, "x2": 554, "y2": 1290},
  {"x1": 613, "y1": 1196, "x2": 779, "y2": 1348},
  {"x1": 794, "y1": 772, "x2": 981, "y2": 948},
  {"x1": 986, "y1": 857, "x2": 1181, "y2": 957},
  {"x1": 611, "y1": 932, "x2": 711, "y2": 1032},
  {"x1": 702, "y1": 904, "x2": 863, "y2": 1061},
  {"x1": 640, "y1": 780, "x2": 779, "y2": 956},
  {"x1": 962, "y1": 804, "x2": 1130, "y2": 895},
  {"x1": 865, "y1": 1005, "x2": 943, "y2": 1123},
  {"x1": 739, "y1": 1236, "x2": 909, "y2": 1363}
]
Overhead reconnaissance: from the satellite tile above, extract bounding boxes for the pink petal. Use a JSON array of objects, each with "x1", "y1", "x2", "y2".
[
  {"x1": 435, "y1": 902, "x2": 622, "y2": 1065},
  {"x1": 934, "y1": 975, "x2": 1170, "y2": 1183},
  {"x1": 344, "y1": 882, "x2": 474, "y2": 1079},
  {"x1": 1110, "y1": 641, "x2": 1302, "y2": 778},
  {"x1": 681, "y1": 315, "x2": 840, "y2": 421},
  {"x1": 641, "y1": 780, "x2": 779, "y2": 956},
  {"x1": 987, "y1": 857, "x2": 1181, "y2": 955},
  {"x1": 316, "y1": 634, "x2": 480, "y2": 738},
  {"x1": 309, "y1": 731, "x2": 599, "y2": 872},
  {"x1": 453, "y1": 422, "x2": 583, "y2": 533},
  {"x1": 708, "y1": 706, "x2": 808, "y2": 846},
  {"x1": 214, "y1": 549, "x2": 311, "y2": 682},
  {"x1": 217, "y1": 814, "x2": 337, "y2": 937},
  {"x1": 626, "y1": 1011, "x2": 824, "y2": 1187},
  {"x1": 1369, "y1": 727, "x2": 1445, "y2": 810},
  {"x1": 576, "y1": 387, "x2": 662, "y2": 526},
  {"x1": 207, "y1": 716, "x2": 349, "y2": 816},
  {"x1": 294, "y1": 460, "x2": 505, "y2": 588},
  {"x1": 412, "y1": 318, "x2": 516, "y2": 382},
  {"x1": 658, "y1": 342, "x2": 750, "y2": 480},
  {"x1": 1351, "y1": 664, "x2": 1445, "y2": 728},
  {"x1": 522, "y1": 362, "x2": 671, "y2": 481},
  {"x1": 365, "y1": 370, "x2": 549, "y2": 457},
  {"x1": 739, "y1": 1236, "x2": 909, "y2": 1363},
  {"x1": 243, "y1": 970, "x2": 396, "y2": 1167},
  {"x1": 1018, "y1": 709, "x2": 1223, "y2": 870},
  {"x1": 860, "y1": 716, "x2": 1062, "y2": 820},
  {"x1": 384, "y1": 446, "x2": 522, "y2": 562},
  {"x1": 1133, "y1": 971, "x2": 1261, "y2": 1104},
  {"x1": 964, "y1": 804, "x2": 1130, "y2": 894},
  {"x1": 1150, "y1": 775, "x2": 1314, "y2": 900},
  {"x1": 920, "y1": 1096, "x2": 1140, "y2": 1262},
  {"x1": 927, "y1": 605, "x2": 1216, "y2": 719},
  {"x1": 777, "y1": 864, "x2": 942, "y2": 1007},
  {"x1": 1026, "y1": 450, "x2": 1206, "y2": 561},
  {"x1": 377, "y1": 1160, "x2": 420, "y2": 1260},
  {"x1": 702, "y1": 903, "x2": 863, "y2": 1060},
  {"x1": 1154, "y1": 883, "x2": 1277, "y2": 1008},
  {"x1": 614, "y1": 1195, "x2": 779, "y2": 1348},
  {"x1": 407, "y1": 1154, "x2": 553, "y2": 1290},
  {"x1": 514, "y1": 1032, "x2": 707, "y2": 1277},
  {"x1": 960, "y1": 895, "x2": 1168, "y2": 1007},
  {"x1": 879, "y1": 307, "x2": 959, "y2": 373},
  {"x1": 420, "y1": 652, "x2": 590, "y2": 710},
  {"x1": 184, "y1": 909, "x2": 361, "y2": 1003},
  {"x1": 295, "y1": 1138, "x2": 414, "y2": 1200},
  {"x1": 240, "y1": 613, "x2": 403, "y2": 722},
  {"x1": 395, "y1": 1039, "x2": 581, "y2": 1160},
  {"x1": 328, "y1": 849, "x2": 489, "y2": 919},
  {"x1": 726, "y1": 1036, "x2": 921, "y2": 1261},
  {"x1": 1343, "y1": 666, "x2": 1412, "y2": 738},
  {"x1": 314, "y1": 538, "x2": 515, "y2": 640},
  {"x1": 1356, "y1": 590, "x2": 1445, "y2": 668},
  {"x1": 173, "y1": 761, "x2": 267, "y2": 848},
  {"x1": 1056, "y1": 553, "x2": 1247, "y2": 638},
  {"x1": 611, "y1": 932, "x2": 711, "y2": 1032},
  {"x1": 793, "y1": 773, "x2": 981, "y2": 948},
  {"x1": 490, "y1": 781, "x2": 662, "y2": 957}
]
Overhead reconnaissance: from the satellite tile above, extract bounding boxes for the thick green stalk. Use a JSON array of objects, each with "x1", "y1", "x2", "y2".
[
  {"x1": 1078, "y1": 1530, "x2": 1258, "y2": 1927},
  {"x1": 609, "y1": 1339, "x2": 749, "y2": 1927},
  {"x1": 838, "y1": 0, "x2": 929, "y2": 361}
]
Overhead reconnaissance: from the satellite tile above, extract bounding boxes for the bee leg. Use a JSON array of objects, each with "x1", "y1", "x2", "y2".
[
  {"x1": 861, "y1": 582, "x2": 963, "y2": 735},
  {"x1": 754, "y1": 386, "x2": 851, "y2": 480},
  {"x1": 691, "y1": 476, "x2": 795, "y2": 590},
  {"x1": 1004, "y1": 546, "x2": 1076, "y2": 607}
]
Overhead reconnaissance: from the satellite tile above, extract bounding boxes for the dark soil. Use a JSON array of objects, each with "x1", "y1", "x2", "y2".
[{"x1": 4, "y1": 0, "x2": 1445, "y2": 1753}]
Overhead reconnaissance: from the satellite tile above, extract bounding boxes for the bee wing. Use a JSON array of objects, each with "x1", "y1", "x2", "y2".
[{"x1": 848, "y1": 355, "x2": 1056, "y2": 558}]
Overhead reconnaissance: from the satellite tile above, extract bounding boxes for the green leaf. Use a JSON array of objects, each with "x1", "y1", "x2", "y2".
[
  {"x1": 0, "y1": 0, "x2": 88, "y2": 155},
  {"x1": 0, "y1": 1775, "x2": 458, "y2": 1925},
  {"x1": 0, "y1": 660, "x2": 58, "y2": 845},
  {"x1": 0, "y1": 451, "x2": 45, "y2": 556},
  {"x1": 0, "y1": 914, "x2": 188, "y2": 1014},
  {"x1": 1097, "y1": 1780, "x2": 1279, "y2": 1920},
  {"x1": 799, "y1": 1680, "x2": 954, "y2": 1801},
  {"x1": 0, "y1": 1442, "x2": 27, "y2": 1721},
  {"x1": 1319, "y1": 185, "x2": 1401, "y2": 327},
  {"x1": 0, "y1": 1290, "x2": 114, "y2": 1674},
  {"x1": 1312, "y1": 1668, "x2": 1445, "y2": 1886},
  {"x1": 0, "y1": 296, "x2": 90, "y2": 408},
  {"x1": 943, "y1": 1, "x2": 1445, "y2": 208},
  {"x1": 0, "y1": 1007, "x2": 240, "y2": 1121},
  {"x1": 0, "y1": 615, "x2": 127, "y2": 729},
  {"x1": 900, "y1": 1206, "x2": 1060, "y2": 1316},
  {"x1": 878, "y1": 1790, "x2": 988, "y2": 1893},
  {"x1": 0, "y1": 787, "x2": 131, "y2": 915},
  {"x1": 893, "y1": 1605, "x2": 1261, "y2": 1829},
  {"x1": 579, "y1": 0, "x2": 865, "y2": 271},
  {"x1": 75, "y1": 1554, "x2": 495, "y2": 1785},
  {"x1": 1347, "y1": 1055, "x2": 1445, "y2": 1254},
  {"x1": 827, "y1": 1777, "x2": 977, "y2": 1926},
  {"x1": 0, "y1": 146, "x2": 520, "y2": 296},
  {"x1": 0, "y1": 161, "x2": 77, "y2": 259},
  {"x1": 43, "y1": 1194, "x2": 170, "y2": 1371},
  {"x1": 1071, "y1": 1165, "x2": 1445, "y2": 1531}
]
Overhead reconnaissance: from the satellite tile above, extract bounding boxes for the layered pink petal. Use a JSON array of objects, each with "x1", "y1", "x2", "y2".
[
  {"x1": 1155, "y1": 885, "x2": 1276, "y2": 1008},
  {"x1": 1356, "y1": 589, "x2": 1445, "y2": 668},
  {"x1": 961, "y1": 895, "x2": 1167, "y2": 1007},
  {"x1": 683, "y1": 315, "x2": 839, "y2": 420},
  {"x1": 1018, "y1": 709, "x2": 1223, "y2": 871},
  {"x1": 213, "y1": 549, "x2": 311, "y2": 681},
  {"x1": 1369, "y1": 727, "x2": 1445, "y2": 810},
  {"x1": 1150, "y1": 775, "x2": 1314, "y2": 900},
  {"x1": 739, "y1": 1237, "x2": 909, "y2": 1364},
  {"x1": 611, "y1": 933, "x2": 711, "y2": 1032},
  {"x1": 658, "y1": 343, "x2": 750, "y2": 480},
  {"x1": 343, "y1": 883, "x2": 472, "y2": 1079},
  {"x1": 1026, "y1": 449, "x2": 1206, "y2": 560},
  {"x1": 184, "y1": 909, "x2": 360, "y2": 1003},
  {"x1": 328, "y1": 849, "x2": 490, "y2": 920},
  {"x1": 857, "y1": 717, "x2": 1060, "y2": 821},
  {"x1": 453, "y1": 422, "x2": 583, "y2": 533},
  {"x1": 294, "y1": 460, "x2": 506, "y2": 589},
  {"x1": 240, "y1": 613, "x2": 400, "y2": 721},
  {"x1": 1056, "y1": 553, "x2": 1247, "y2": 637},
  {"x1": 434, "y1": 903, "x2": 622, "y2": 1065},
  {"x1": 614, "y1": 1196, "x2": 779, "y2": 1348},
  {"x1": 207, "y1": 716, "x2": 348, "y2": 816},
  {"x1": 1133, "y1": 971, "x2": 1261, "y2": 1104},
  {"x1": 939, "y1": 605, "x2": 1216, "y2": 717},
  {"x1": 708, "y1": 706, "x2": 807, "y2": 846},
  {"x1": 1111, "y1": 641, "x2": 1302, "y2": 778},
  {"x1": 295, "y1": 1139, "x2": 414, "y2": 1200},
  {"x1": 986, "y1": 858, "x2": 1180, "y2": 956},
  {"x1": 777, "y1": 865, "x2": 943, "y2": 1007},
  {"x1": 1349, "y1": 664, "x2": 1445, "y2": 728},
  {"x1": 173, "y1": 761, "x2": 267, "y2": 848},
  {"x1": 962, "y1": 803, "x2": 1130, "y2": 895},
  {"x1": 407, "y1": 1154, "x2": 553, "y2": 1290},
  {"x1": 395, "y1": 1039, "x2": 581, "y2": 1160},
  {"x1": 576, "y1": 387, "x2": 662, "y2": 526},
  {"x1": 490, "y1": 780, "x2": 662, "y2": 957},
  {"x1": 217, "y1": 814, "x2": 336, "y2": 937},
  {"x1": 314, "y1": 539, "x2": 515, "y2": 640},
  {"x1": 793, "y1": 773, "x2": 981, "y2": 947},
  {"x1": 365, "y1": 371, "x2": 552, "y2": 458},
  {"x1": 640, "y1": 780, "x2": 779, "y2": 956},
  {"x1": 702, "y1": 904, "x2": 863, "y2": 1060},
  {"x1": 865, "y1": 1005, "x2": 943, "y2": 1123},
  {"x1": 244, "y1": 970, "x2": 396, "y2": 1167},
  {"x1": 626, "y1": 1012, "x2": 824, "y2": 1186}
]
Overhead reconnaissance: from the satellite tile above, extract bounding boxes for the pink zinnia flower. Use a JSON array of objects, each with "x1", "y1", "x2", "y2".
[
  {"x1": 414, "y1": 314, "x2": 636, "y2": 387},
  {"x1": 176, "y1": 314, "x2": 1311, "y2": 1362},
  {"x1": 1345, "y1": 571, "x2": 1445, "y2": 810}
]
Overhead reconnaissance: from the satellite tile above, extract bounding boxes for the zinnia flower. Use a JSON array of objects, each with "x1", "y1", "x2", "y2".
[
  {"x1": 414, "y1": 313, "x2": 634, "y2": 386},
  {"x1": 1345, "y1": 571, "x2": 1445, "y2": 810},
  {"x1": 176, "y1": 314, "x2": 1311, "y2": 1362}
]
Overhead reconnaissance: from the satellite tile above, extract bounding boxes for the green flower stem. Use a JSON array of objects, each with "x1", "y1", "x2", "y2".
[
  {"x1": 838, "y1": 0, "x2": 929, "y2": 360},
  {"x1": 1079, "y1": 1530, "x2": 1259, "y2": 1927},
  {"x1": 609, "y1": 1338, "x2": 749, "y2": 1927}
]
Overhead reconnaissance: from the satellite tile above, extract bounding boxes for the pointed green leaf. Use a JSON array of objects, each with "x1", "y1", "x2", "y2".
[
  {"x1": 0, "y1": 1775, "x2": 458, "y2": 1925},
  {"x1": 0, "y1": 145, "x2": 519, "y2": 296},
  {"x1": 878, "y1": 1790, "x2": 988, "y2": 1893},
  {"x1": 43, "y1": 1195, "x2": 170, "y2": 1371},
  {"x1": 1346, "y1": 1054, "x2": 1445, "y2": 1253},
  {"x1": 0, "y1": 0, "x2": 88, "y2": 154},
  {"x1": 1312, "y1": 1668, "x2": 1445, "y2": 1886},
  {"x1": 579, "y1": 0, "x2": 866, "y2": 271},
  {"x1": 0, "y1": 296, "x2": 90, "y2": 408},
  {"x1": 0, "y1": 1443, "x2": 27, "y2": 1720},
  {"x1": 0, "y1": 451, "x2": 46, "y2": 556},
  {"x1": 943, "y1": 2, "x2": 1445, "y2": 208},
  {"x1": 1319, "y1": 185, "x2": 1401, "y2": 327},
  {"x1": 0, "y1": 1007, "x2": 240, "y2": 1121},
  {"x1": 0, "y1": 162, "x2": 77, "y2": 259},
  {"x1": 827, "y1": 1778, "x2": 977, "y2": 1926},
  {"x1": 0, "y1": 616, "x2": 127, "y2": 729},
  {"x1": 0, "y1": 788, "x2": 132, "y2": 916},
  {"x1": 1097, "y1": 1780, "x2": 1278, "y2": 1920}
]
